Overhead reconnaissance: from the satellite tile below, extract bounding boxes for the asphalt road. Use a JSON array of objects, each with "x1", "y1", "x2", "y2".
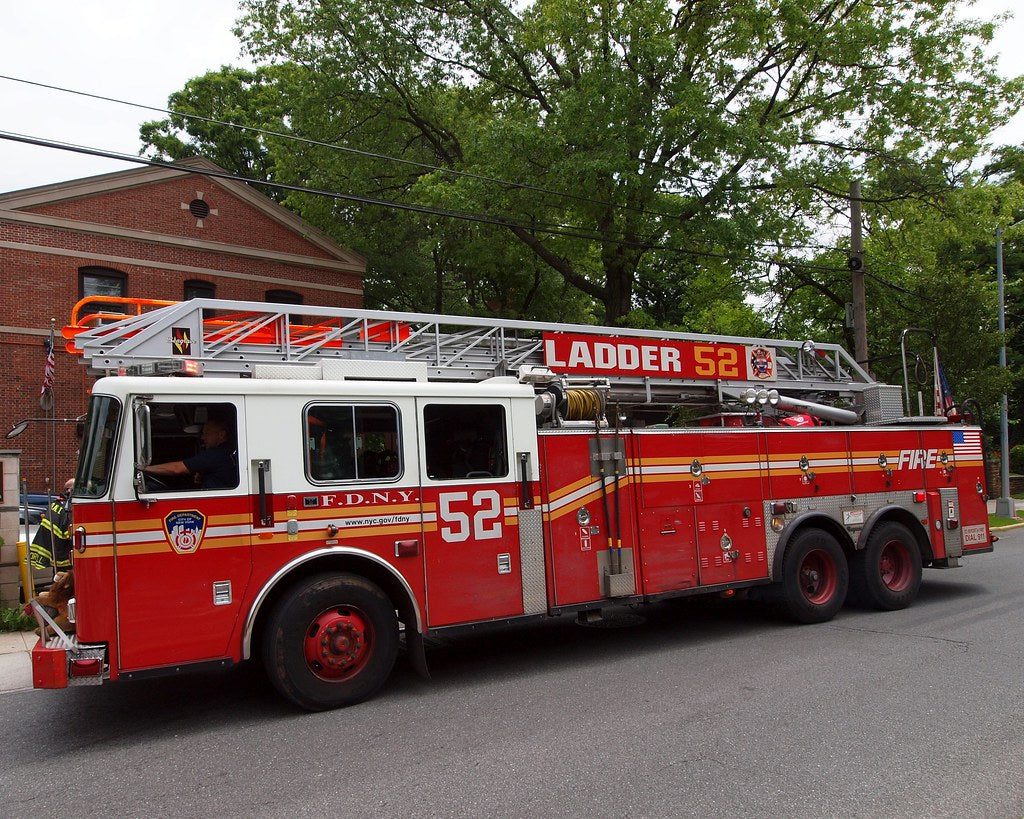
[{"x1": 3, "y1": 530, "x2": 1023, "y2": 818}]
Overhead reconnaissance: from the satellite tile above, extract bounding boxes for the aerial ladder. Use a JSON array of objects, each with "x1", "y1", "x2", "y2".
[{"x1": 64, "y1": 296, "x2": 905, "y2": 425}]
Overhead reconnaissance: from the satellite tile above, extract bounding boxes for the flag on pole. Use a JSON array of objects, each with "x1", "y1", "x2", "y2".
[
  {"x1": 40, "y1": 326, "x2": 55, "y2": 410},
  {"x1": 932, "y1": 347, "x2": 954, "y2": 416}
]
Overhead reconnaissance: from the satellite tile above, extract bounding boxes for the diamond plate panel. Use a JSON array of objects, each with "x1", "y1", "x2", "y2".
[
  {"x1": 940, "y1": 487, "x2": 962, "y2": 557},
  {"x1": 518, "y1": 508, "x2": 547, "y2": 614},
  {"x1": 863, "y1": 384, "x2": 904, "y2": 423},
  {"x1": 763, "y1": 492, "x2": 925, "y2": 579}
]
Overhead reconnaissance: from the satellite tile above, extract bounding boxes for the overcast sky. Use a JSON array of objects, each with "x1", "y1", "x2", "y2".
[{"x1": 1, "y1": 0, "x2": 1021, "y2": 194}]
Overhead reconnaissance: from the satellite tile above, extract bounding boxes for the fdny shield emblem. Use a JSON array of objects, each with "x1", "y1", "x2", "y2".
[
  {"x1": 163, "y1": 510, "x2": 206, "y2": 554},
  {"x1": 748, "y1": 346, "x2": 775, "y2": 380}
]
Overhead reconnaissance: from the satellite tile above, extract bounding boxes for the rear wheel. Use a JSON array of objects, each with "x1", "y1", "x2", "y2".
[
  {"x1": 262, "y1": 572, "x2": 399, "y2": 711},
  {"x1": 849, "y1": 521, "x2": 922, "y2": 610},
  {"x1": 777, "y1": 528, "x2": 848, "y2": 624}
]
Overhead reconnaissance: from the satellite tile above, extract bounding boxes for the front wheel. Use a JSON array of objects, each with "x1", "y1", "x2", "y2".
[
  {"x1": 849, "y1": 521, "x2": 922, "y2": 610},
  {"x1": 777, "y1": 528, "x2": 849, "y2": 624},
  {"x1": 262, "y1": 572, "x2": 399, "y2": 711}
]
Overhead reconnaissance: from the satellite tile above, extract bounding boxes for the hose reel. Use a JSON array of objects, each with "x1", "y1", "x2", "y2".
[{"x1": 535, "y1": 383, "x2": 605, "y2": 423}]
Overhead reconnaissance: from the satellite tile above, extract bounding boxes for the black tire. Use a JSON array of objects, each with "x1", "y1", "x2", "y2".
[
  {"x1": 262, "y1": 572, "x2": 399, "y2": 711},
  {"x1": 777, "y1": 528, "x2": 849, "y2": 624},
  {"x1": 849, "y1": 521, "x2": 922, "y2": 611}
]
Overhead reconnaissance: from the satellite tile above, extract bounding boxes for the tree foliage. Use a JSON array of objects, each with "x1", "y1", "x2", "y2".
[
  {"x1": 258, "y1": 0, "x2": 1021, "y2": 322},
  {"x1": 139, "y1": 0, "x2": 1021, "y2": 327}
]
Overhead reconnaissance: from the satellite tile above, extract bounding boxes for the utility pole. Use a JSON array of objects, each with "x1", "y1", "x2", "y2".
[
  {"x1": 849, "y1": 181, "x2": 868, "y2": 368},
  {"x1": 995, "y1": 227, "x2": 1013, "y2": 518}
]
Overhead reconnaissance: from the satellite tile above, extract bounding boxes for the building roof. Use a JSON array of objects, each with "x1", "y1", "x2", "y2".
[{"x1": 0, "y1": 156, "x2": 365, "y2": 269}]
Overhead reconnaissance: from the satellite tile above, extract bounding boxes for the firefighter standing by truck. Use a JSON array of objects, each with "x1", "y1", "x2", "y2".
[{"x1": 29, "y1": 478, "x2": 74, "y2": 572}]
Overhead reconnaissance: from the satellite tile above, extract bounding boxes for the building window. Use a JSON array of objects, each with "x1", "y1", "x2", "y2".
[
  {"x1": 79, "y1": 267, "x2": 127, "y2": 316},
  {"x1": 184, "y1": 280, "x2": 216, "y2": 300},
  {"x1": 266, "y1": 289, "x2": 306, "y2": 325},
  {"x1": 266, "y1": 289, "x2": 303, "y2": 305}
]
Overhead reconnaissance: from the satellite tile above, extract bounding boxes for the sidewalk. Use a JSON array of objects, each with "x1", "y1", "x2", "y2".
[{"x1": 0, "y1": 630, "x2": 35, "y2": 693}]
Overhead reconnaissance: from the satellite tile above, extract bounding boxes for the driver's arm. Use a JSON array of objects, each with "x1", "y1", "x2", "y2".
[{"x1": 144, "y1": 460, "x2": 190, "y2": 477}]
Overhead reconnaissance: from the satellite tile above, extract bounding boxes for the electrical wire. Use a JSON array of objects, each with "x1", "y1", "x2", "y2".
[
  {"x1": 0, "y1": 71, "x2": 933, "y2": 298},
  {"x1": 0, "y1": 128, "x2": 864, "y2": 277},
  {"x1": 0, "y1": 73, "x2": 883, "y2": 259},
  {"x1": 0, "y1": 73, "x2": 702, "y2": 224}
]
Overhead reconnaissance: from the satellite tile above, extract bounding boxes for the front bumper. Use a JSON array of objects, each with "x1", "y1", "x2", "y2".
[{"x1": 28, "y1": 599, "x2": 106, "y2": 688}]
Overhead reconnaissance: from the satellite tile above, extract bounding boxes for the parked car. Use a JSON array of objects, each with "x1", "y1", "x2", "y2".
[{"x1": 22, "y1": 492, "x2": 55, "y2": 509}]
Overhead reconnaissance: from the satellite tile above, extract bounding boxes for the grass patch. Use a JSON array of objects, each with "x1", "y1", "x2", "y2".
[
  {"x1": 989, "y1": 511, "x2": 1024, "y2": 528},
  {"x1": 0, "y1": 606, "x2": 34, "y2": 633}
]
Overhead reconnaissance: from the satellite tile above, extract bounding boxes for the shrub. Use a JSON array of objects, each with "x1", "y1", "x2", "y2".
[
  {"x1": 0, "y1": 607, "x2": 34, "y2": 633},
  {"x1": 1011, "y1": 444, "x2": 1024, "y2": 475}
]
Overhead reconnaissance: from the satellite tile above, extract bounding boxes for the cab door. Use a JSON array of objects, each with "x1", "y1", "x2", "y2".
[
  {"x1": 418, "y1": 398, "x2": 527, "y2": 626},
  {"x1": 115, "y1": 397, "x2": 252, "y2": 670}
]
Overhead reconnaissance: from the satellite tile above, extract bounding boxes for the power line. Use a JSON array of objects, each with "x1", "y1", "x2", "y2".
[
  {"x1": 5, "y1": 127, "x2": 934, "y2": 319},
  {"x1": 0, "y1": 129, "x2": 859, "y2": 278},
  {"x1": 0, "y1": 73, "x2": 879, "y2": 258},
  {"x1": 0, "y1": 73, "x2": 693, "y2": 224},
  {"x1": 0, "y1": 129, "x2": 629, "y2": 243}
]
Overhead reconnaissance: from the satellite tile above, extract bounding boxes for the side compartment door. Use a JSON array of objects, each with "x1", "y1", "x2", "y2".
[
  {"x1": 690, "y1": 429, "x2": 768, "y2": 586},
  {"x1": 116, "y1": 398, "x2": 252, "y2": 670},
  {"x1": 633, "y1": 430, "x2": 699, "y2": 594},
  {"x1": 418, "y1": 399, "x2": 527, "y2": 626}
]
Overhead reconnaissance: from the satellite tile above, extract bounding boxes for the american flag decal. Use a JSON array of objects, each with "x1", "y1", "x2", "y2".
[{"x1": 952, "y1": 429, "x2": 983, "y2": 460}]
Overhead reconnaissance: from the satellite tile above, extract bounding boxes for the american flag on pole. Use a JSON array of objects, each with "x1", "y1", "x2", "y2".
[
  {"x1": 952, "y1": 429, "x2": 983, "y2": 463},
  {"x1": 40, "y1": 327, "x2": 55, "y2": 409},
  {"x1": 933, "y1": 349, "x2": 955, "y2": 416}
]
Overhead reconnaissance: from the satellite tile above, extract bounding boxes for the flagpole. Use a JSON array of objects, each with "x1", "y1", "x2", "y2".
[{"x1": 40, "y1": 318, "x2": 58, "y2": 493}]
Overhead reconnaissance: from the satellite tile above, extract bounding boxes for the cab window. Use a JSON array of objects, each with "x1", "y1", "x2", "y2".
[
  {"x1": 306, "y1": 404, "x2": 401, "y2": 482},
  {"x1": 141, "y1": 402, "x2": 239, "y2": 492},
  {"x1": 424, "y1": 404, "x2": 508, "y2": 480}
]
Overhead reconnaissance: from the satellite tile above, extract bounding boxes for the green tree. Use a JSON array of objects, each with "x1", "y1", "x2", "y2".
[
  {"x1": 768, "y1": 164, "x2": 1024, "y2": 427},
  {"x1": 140, "y1": 65, "x2": 292, "y2": 196},
  {"x1": 144, "y1": 2, "x2": 1021, "y2": 328},
  {"x1": 229, "y1": 0, "x2": 1019, "y2": 323}
]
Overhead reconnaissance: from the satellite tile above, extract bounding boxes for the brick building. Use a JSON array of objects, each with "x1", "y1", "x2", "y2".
[{"x1": 0, "y1": 156, "x2": 365, "y2": 492}]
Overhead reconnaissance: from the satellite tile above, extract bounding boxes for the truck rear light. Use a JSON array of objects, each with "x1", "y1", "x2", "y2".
[
  {"x1": 912, "y1": 491, "x2": 926, "y2": 503},
  {"x1": 70, "y1": 658, "x2": 103, "y2": 677}
]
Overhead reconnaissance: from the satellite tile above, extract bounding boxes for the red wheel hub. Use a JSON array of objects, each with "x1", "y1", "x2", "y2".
[
  {"x1": 798, "y1": 549, "x2": 837, "y2": 604},
  {"x1": 879, "y1": 540, "x2": 912, "y2": 592},
  {"x1": 304, "y1": 606, "x2": 373, "y2": 680}
]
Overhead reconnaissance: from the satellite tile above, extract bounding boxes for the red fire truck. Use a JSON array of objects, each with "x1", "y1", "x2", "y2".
[{"x1": 28, "y1": 298, "x2": 992, "y2": 710}]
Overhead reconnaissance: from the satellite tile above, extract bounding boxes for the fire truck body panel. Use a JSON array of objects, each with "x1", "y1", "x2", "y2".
[
  {"x1": 31, "y1": 297, "x2": 993, "y2": 706},
  {"x1": 65, "y1": 375, "x2": 992, "y2": 682}
]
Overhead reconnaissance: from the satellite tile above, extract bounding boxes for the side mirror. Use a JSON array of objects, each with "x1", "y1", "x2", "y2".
[{"x1": 133, "y1": 403, "x2": 153, "y2": 494}]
